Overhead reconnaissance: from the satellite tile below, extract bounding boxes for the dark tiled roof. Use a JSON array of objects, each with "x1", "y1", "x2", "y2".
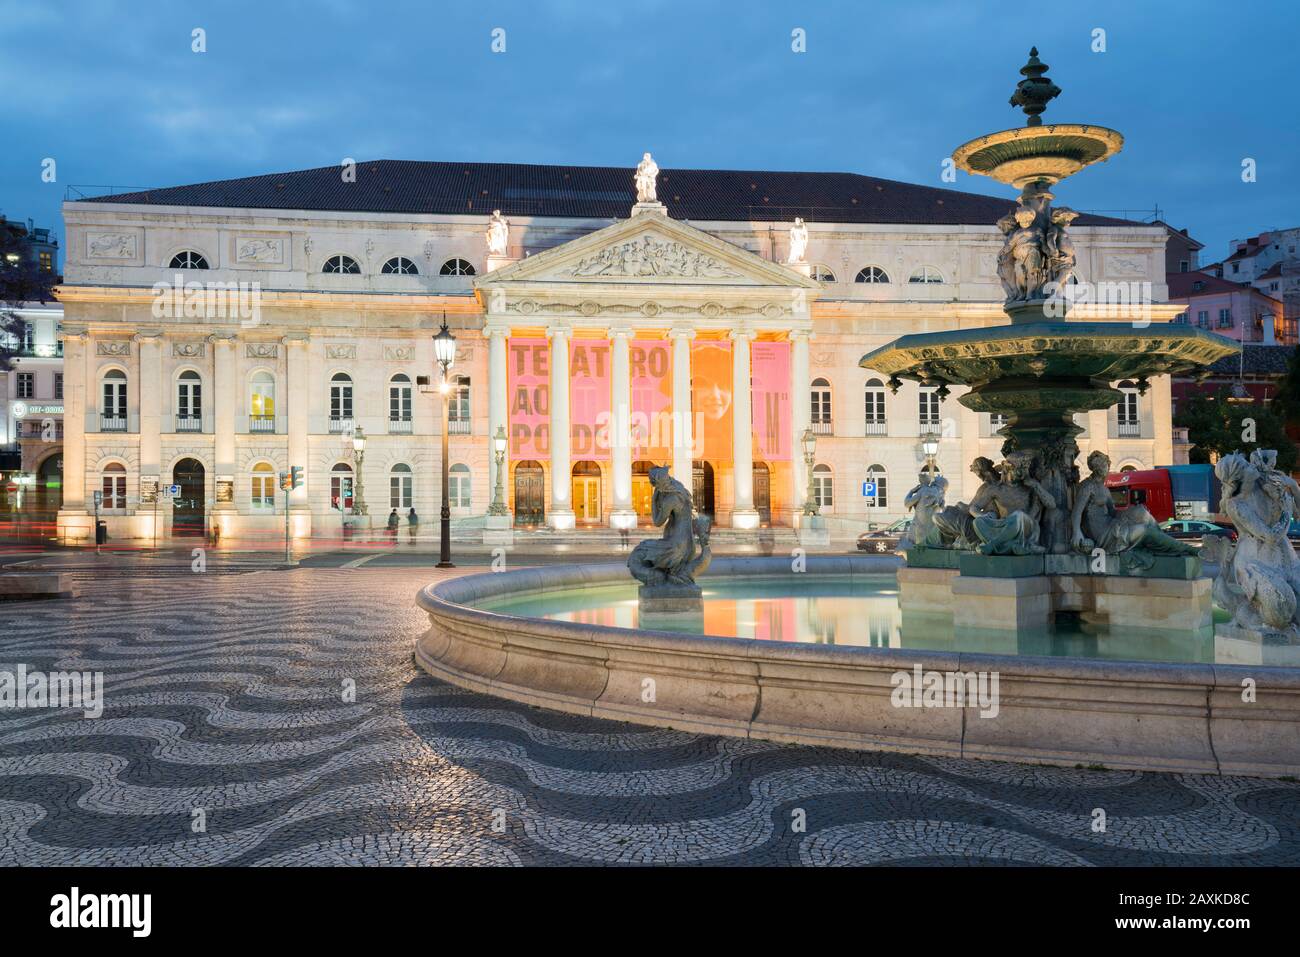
[
  {"x1": 1205, "y1": 343, "x2": 1295, "y2": 375},
  {"x1": 1167, "y1": 270, "x2": 1249, "y2": 298},
  {"x1": 74, "y1": 159, "x2": 1140, "y2": 227}
]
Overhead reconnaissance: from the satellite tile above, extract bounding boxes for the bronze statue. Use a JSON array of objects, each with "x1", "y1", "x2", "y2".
[
  {"x1": 628, "y1": 466, "x2": 710, "y2": 588},
  {"x1": 1070, "y1": 451, "x2": 1193, "y2": 563}
]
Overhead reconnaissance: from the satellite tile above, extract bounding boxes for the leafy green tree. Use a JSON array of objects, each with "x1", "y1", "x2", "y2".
[
  {"x1": 1271, "y1": 344, "x2": 1300, "y2": 428},
  {"x1": 1175, "y1": 385, "x2": 1299, "y2": 472}
]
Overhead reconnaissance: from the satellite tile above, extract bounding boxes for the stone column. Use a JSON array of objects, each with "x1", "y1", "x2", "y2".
[
  {"x1": 486, "y1": 326, "x2": 509, "y2": 521},
  {"x1": 730, "y1": 328, "x2": 759, "y2": 529},
  {"x1": 136, "y1": 333, "x2": 163, "y2": 541},
  {"x1": 546, "y1": 325, "x2": 575, "y2": 529},
  {"x1": 56, "y1": 332, "x2": 90, "y2": 542},
  {"x1": 609, "y1": 326, "x2": 636, "y2": 528},
  {"x1": 669, "y1": 327, "x2": 695, "y2": 489},
  {"x1": 212, "y1": 335, "x2": 238, "y2": 518},
  {"x1": 1151, "y1": 374, "x2": 1174, "y2": 466},
  {"x1": 284, "y1": 335, "x2": 312, "y2": 538},
  {"x1": 789, "y1": 330, "x2": 812, "y2": 522}
]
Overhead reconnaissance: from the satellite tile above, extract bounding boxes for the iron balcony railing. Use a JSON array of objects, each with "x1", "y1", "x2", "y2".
[
  {"x1": 249, "y1": 415, "x2": 275, "y2": 433},
  {"x1": 100, "y1": 416, "x2": 127, "y2": 432}
]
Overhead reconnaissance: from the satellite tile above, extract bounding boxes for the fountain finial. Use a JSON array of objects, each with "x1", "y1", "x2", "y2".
[{"x1": 1009, "y1": 46, "x2": 1061, "y2": 126}]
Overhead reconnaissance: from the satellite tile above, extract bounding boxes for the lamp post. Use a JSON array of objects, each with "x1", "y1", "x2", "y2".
[
  {"x1": 351, "y1": 425, "x2": 367, "y2": 515},
  {"x1": 801, "y1": 427, "x2": 819, "y2": 517},
  {"x1": 433, "y1": 318, "x2": 457, "y2": 568},
  {"x1": 489, "y1": 425, "x2": 509, "y2": 516},
  {"x1": 921, "y1": 432, "x2": 939, "y2": 477}
]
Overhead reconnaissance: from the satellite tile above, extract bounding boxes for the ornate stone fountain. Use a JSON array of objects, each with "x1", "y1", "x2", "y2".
[{"x1": 862, "y1": 49, "x2": 1240, "y2": 632}]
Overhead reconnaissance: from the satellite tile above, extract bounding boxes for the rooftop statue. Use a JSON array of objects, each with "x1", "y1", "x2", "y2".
[
  {"x1": 486, "y1": 210, "x2": 509, "y2": 257},
  {"x1": 1214, "y1": 451, "x2": 1300, "y2": 641},
  {"x1": 1070, "y1": 451, "x2": 1195, "y2": 567},
  {"x1": 634, "y1": 152, "x2": 659, "y2": 204},
  {"x1": 969, "y1": 451, "x2": 1053, "y2": 555},
  {"x1": 786, "y1": 217, "x2": 809, "y2": 265},
  {"x1": 628, "y1": 466, "x2": 710, "y2": 588}
]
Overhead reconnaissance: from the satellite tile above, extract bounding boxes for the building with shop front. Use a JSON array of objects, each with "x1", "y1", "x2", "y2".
[{"x1": 54, "y1": 157, "x2": 1180, "y2": 543}]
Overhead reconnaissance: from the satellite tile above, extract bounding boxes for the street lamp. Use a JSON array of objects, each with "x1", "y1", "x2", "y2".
[
  {"x1": 351, "y1": 425, "x2": 368, "y2": 515},
  {"x1": 921, "y1": 432, "x2": 939, "y2": 476},
  {"x1": 801, "y1": 427, "x2": 819, "y2": 517},
  {"x1": 433, "y1": 318, "x2": 456, "y2": 568},
  {"x1": 489, "y1": 425, "x2": 509, "y2": 516}
]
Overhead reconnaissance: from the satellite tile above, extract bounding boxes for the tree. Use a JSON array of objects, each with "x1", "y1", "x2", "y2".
[
  {"x1": 0, "y1": 225, "x2": 57, "y2": 371},
  {"x1": 1175, "y1": 385, "x2": 1299, "y2": 472},
  {"x1": 1271, "y1": 343, "x2": 1300, "y2": 428}
]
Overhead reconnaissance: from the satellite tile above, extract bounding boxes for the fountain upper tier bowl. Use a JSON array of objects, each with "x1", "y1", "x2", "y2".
[
  {"x1": 952, "y1": 124, "x2": 1124, "y2": 188},
  {"x1": 860, "y1": 320, "x2": 1239, "y2": 412}
]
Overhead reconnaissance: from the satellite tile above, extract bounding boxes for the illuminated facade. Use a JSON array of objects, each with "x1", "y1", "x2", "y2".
[{"x1": 54, "y1": 159, "x2": 1179, "y2": 542}]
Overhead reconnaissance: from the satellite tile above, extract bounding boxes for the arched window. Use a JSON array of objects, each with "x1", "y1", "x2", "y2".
[
  {"x1": 813, "y1": 464, "x2": 834, "y2": 509},
  {"x1": 330, "y1": 373, "x2": 353, "y2": 428},
  {"x1": 866, "y1": 464, "x2": 888, "y2": 509},
  {"x1": 101, "y1": 369, "x2": 127, "y2": 431},
  {"x1": 440, "y1": 258, "x2": 476, "y2": 276},
  {"x1": 449, "y1": 463, "x2": 471, "y2": 509},
  {"x1": 864, "y1": 378, "x2": 887, "y2": 434},
  {"x1": 176, "y1": 370, "x2": 202, "y2": 430},
  {"x1": 101, "y1": 462, "x2": 127, "y2": 509},
  {"x1": 330, "y1": 463, "x2": 354, "y2": 511},
  {"x1": 449, "y1": 375, "x2": 471, "y2": 433},
  {"x1": 389, "y1": 462, "x2": 413, "y2": 509},
  {"x1": 381, "y1": 257, "x2": 419, "y2": 275},
  {"x1": 323, "y1": 255, "x2": 360, "y2": 275},
  {"x1": 389, "y1": 373, "x2": 412, "y2": 428},
  {"x1": 908, "y1": 265, "x2": 944, "y2": 284},
  {"x1": 855, "y1": 265, "x2": 890, "y2": 284},
  {"x1": 250, "y1": 371, "x2": 275, "y2": 432},
  {"x1": 810, "y1": 264, "x2": 836, "y2": 283},
  {"x1": 250, "y1": 462, "x2": 275, "y2": 510},
  {"x1": 1117, "y1": 380, "x2": 1140, "y2": 436},
  {"x1": 1119, "y1": 464, "x2": 1138, "y2": 473},
  {"x1": 918, "y1": 386, "x2": 940, "y2": 430},
  {"x1": 168, "y1": 250, "x2": 209, "y2": 269},
  {"x1": 811, "y1": 377, "x2": 832, "y2": 433}
]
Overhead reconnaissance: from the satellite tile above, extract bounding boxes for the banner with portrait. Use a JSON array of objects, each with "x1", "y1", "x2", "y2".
[{"x1": 690, "y1": 340, "x2": 733, "y2": 461}]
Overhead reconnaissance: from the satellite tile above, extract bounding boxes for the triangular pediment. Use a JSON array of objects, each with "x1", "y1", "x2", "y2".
[{"x1": 476, "y1": 210, "x2": 819, "y2": 289}]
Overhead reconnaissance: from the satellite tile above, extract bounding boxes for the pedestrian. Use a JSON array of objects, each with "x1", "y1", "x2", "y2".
[
  {"x1": 407, "y1": 507, "x2": 419, "y2": 544},
  {"x1": 619, "y1": 524, "x2": 630, "y2": 550},
  {"x1": 387, "y1": 508, "x2": 399, "y2": 542}
]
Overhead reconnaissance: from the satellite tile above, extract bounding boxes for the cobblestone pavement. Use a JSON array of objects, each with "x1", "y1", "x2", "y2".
[{"x1": 0, "y1": 567, "x2": 1297, "y2": 866}]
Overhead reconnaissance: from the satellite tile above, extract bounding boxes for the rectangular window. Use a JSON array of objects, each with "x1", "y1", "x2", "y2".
[
  {"x1": 390, "y1": 475, "x2": 412, "y2": 508},
  {"x1": 102, "y1": 475, "x2": 126, "y2": 509},
  {"x1": 38, "y1": 251, "x2": 52, "y2": 273},
  {"x1": 1197, "y1": 310, "x2": 1209, "y2": 328},
  {"x1": 330, "y1": 385, "x2": 352, "y2": 419},
  {"x1": 449, "y1": 472, "x2": 471, "y2": 509},
  {"x1": 918, "y1": 388, "x2": 940, "y2": 428},
  {"x1": 251, "y1": 474, "x2": 275, "y2": 509},
  {"x1": 54, "y1": 373, "x2": 63, "y2": 400},
  {"x1": 1218, "y1": 308, "x2": 1233, "y2": 328},
  {"x1": 450, "y1": 378, "x2": 471, "y2": 421},
  {"x1": 16, "y1": 373, "x2": 34, "y2": 398},
  {"x1": 389, "y1": 385, "x2": 411, "y2": 420},
  {"x1": 21, "y1": 323, "x2": 35, "y2": 353}
]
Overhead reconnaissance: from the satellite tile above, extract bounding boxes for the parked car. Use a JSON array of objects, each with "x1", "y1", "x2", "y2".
[
  {"x1": 857, "y1": 519, "x2": 911, "y2": 554},
  {"x1": 1159, "y1": 519, "x2": 1236, "y2": 544}
]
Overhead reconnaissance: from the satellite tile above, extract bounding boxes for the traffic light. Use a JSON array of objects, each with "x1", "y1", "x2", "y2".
[
  {"x1": 291, "y1": 466, "x2": 304, "y2": 489},
  {"x1": 279, "y1": 470, "x2": 290, "y2": 491}
]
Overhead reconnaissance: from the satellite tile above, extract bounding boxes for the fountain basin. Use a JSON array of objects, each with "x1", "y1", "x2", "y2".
[{"x1": 415, "y1": 557, "x2": 1300, "y2": 777}]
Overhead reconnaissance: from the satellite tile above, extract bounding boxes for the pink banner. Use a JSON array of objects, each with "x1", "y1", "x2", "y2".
[
  {"x1": 630, "y1": 339, "x2": 673, "y2": 460},
  {"x1": 691, "y1": 340, "x2": 733, "y2": 461},
  {"x1": 569, "y1": 339, "x2": 610, "y2": 461},
  {"x1": 508, "y1": 338, "x2": 550, "y2": 459},
  {"x1": 751, "y1": 341, "x2": 791, "y2": 461}
]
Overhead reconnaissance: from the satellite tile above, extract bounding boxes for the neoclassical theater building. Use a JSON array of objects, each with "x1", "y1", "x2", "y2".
[{"x1": 55, "y1": 157, "x2": 1179, "y2": 542}]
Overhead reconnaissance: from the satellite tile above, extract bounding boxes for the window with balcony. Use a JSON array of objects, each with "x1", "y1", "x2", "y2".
[
  {"x1": 250, "y1": 371, "x2": 275, "y2": 432},
  {"x1": 329, "y1": 373, "x2": 353, "y2": 431},
  {"x1": 918, "y1": 386, "x2": 941, "y2": 430},
  {"x1": 101, "y1": 370, "x2": 127, "y2": 431},
  {"x1": 389, "y1": 373, "x2": 412, "y2": 432},
  {"x1": 1217, "y1": 308, "x2": 1233, "y2": 328},
  {"x1": 449, "y1": 376, "x2": 471, "y2": 434},
  {"x1": 176, "y1": 370, "x2": 202, "y2": 431},
  {"x1": 1117, "y1": 381, "x2": 1140, "y2": 436},
  {"x1": 810, "y1": 377, "x2": 832, "y2": 434},
  {"x1": 864, "y1": 378, "x2": 887, "y2": 435}
]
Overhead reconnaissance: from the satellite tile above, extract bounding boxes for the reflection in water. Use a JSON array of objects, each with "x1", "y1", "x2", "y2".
[{"x1": 476, "y1": 575, "x2": 1297, "y2": 668}]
